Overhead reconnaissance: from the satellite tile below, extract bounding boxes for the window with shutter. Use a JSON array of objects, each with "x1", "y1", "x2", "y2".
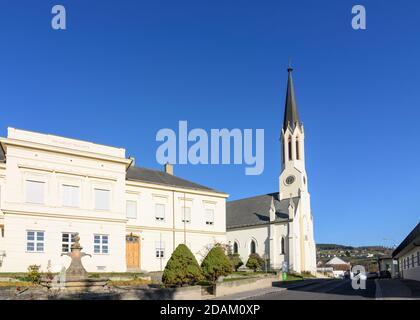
[
  {"x1": 155, "y1": 203, "x2": 165, "y2": 221},
  {"x1": 62, "y1": 185, "x2": 80, "y2": 207},
  {"x1": 26, "y1": 180, "x2": 45, "y2": 204},
  {"x1": 205, "y1": 209, "x2": 214, "y2": 225},
  {"x1": 95, "y1": 189, "x2": 110, "y2": 211},
  {"x1": 126, "y1": 200, "x2": 137, "y2": 219}
]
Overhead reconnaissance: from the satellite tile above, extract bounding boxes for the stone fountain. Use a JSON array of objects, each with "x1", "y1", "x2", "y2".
[{"x1": 60, "y1": 233, "x2": 108, "y2": 292}]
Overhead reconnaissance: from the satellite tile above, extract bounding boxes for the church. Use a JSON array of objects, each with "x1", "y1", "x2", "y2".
[{"x1": 226, "y1": 67, "x2": 317, "y2": 274}]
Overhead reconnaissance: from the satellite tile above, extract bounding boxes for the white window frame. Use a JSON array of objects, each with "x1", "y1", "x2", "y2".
[
  {"x1": 94, "y1": 234, "x2": 109, "y2": 254},
  {"x1": 205, "y1": 208, "x2": 214, "y2": 225},
  {"x1": 94, "y1": 188, "x2": 110, "y2": 211},
  {"x1": 25, "y1": 180, "x2": 45, "y2": 204},
  {"x1": 126, "y1": 200, "x2": 137, "y2": 219},
  {"x1": 61, "y1": 232, "x2": 77, "y2": 253},
  {"x1": 62, "y1": 184, "x2": 80, "y2": 208},
  {"x1": 155, "y1": 241, "x2": 165, "y2": 258},
  {"x1": 26, "y1": 230, "x2": 45, "y2": 253},
  {"x1": 155, "y1": 203, "x2": 165, "y2": 221},
  {"x1": 181, "y1": 206, "x2": 191, "y2": 223}
]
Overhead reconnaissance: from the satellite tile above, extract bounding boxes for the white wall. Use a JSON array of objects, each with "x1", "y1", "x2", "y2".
[
  {"x1": 398, "y1": 246, "x2": 420, "y2": 281},
  {"x1": 228, "y1": 226, "x2": 269, "y2": 264}
]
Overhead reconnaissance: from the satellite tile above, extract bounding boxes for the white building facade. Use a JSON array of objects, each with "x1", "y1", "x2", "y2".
[
  {"x1": 226, "y1": 67, "x2": 317, "y2": 274},
  {"x1": 393, "y1": 223, "x2": 420, "y2": 281},
  {"x1": 0, "y1": 128, "x2": 228, "y2": 273}
]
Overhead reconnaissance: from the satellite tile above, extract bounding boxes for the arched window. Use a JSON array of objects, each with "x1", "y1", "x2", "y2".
[
  {"x1": 250, "y1": 240, "x2": 256, "y2": 254},
  {"x1": 233, "y1": 242, "x2": 239, "y2": 254},
  {"x1": 281, "y1": 237, "x2": 285, "y2": 255},
  {"x1": 287, "y1": 137, "x2": 292, "y2": 161},
  {"x1": 282, "y1": 142, "x2": 285, "y2": 163},
  {"x1": 296, "y1": 139, "x2": 300, "y2": 160}
]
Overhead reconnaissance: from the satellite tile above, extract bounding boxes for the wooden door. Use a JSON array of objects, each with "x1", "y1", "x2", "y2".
[{"x1": 126, "y1": 235, "x2": 140, "y2": 269}]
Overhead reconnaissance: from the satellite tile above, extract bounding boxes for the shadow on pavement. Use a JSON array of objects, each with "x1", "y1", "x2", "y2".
[{"x1": 273, "y1": 279, "x2": 376, "y2": 299}]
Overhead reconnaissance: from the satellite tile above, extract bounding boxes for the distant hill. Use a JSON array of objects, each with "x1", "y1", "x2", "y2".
[
  {"x1": 317, "y1": 244, "x2": 389, "y2": 251},
  {"x1": 317, "y1": 244, "x2": 354, "y2": 250},
  {"x1": 316, "y1": 243, "x2": 393, "y2": 272}
]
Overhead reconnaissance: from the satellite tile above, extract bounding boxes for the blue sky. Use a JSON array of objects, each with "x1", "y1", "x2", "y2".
[{"x1": 0, "y1": 0, "x2": 419, "y2": 247}]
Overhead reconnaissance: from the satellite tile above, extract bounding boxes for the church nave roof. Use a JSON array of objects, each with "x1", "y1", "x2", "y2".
[{"x1": 226, "y1": 193, "x2": 299, "y2": 229}]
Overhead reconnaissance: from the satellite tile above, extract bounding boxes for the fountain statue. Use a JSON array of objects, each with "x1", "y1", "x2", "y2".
[
  {"x1": 60, "y1": 233, "x2": 108, "y2": 291},
  {"x1": 61, "y1": 233, "x2": 91, "y2": 281}
]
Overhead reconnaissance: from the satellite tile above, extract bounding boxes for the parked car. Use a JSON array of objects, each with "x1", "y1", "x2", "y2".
[{"x1": 379, "y1": 270, "x2": 391, "y2": 279}]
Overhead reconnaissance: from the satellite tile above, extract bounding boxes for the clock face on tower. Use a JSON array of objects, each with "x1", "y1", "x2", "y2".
[{"x1": 285, "y1": 175, "x2": 295, "y2": 185}]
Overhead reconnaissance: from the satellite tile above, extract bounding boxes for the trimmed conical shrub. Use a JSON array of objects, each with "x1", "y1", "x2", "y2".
[
  {"x1": 246, "y1": 253, "x2": 264, "y2": 272},
  {"x1": 201, "y1": 245, "x2": 233, "y2": 282},
  {"x1": 162, "y1": 244, "x2": 204, "y2": 287}
]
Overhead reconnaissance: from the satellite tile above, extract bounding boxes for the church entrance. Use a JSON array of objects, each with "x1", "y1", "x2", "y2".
[{"x1": 126, "y1": 234, "x2": 140, "y2": 270}]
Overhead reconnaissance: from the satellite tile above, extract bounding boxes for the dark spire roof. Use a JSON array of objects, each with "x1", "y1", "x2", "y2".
[{"x1": 283, "y1": 66, "x2": 302, "y2": 132}]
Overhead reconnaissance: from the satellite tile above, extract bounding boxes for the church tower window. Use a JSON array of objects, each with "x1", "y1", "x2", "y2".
[
  {"x1": 288, "y1": 138, "x2": 292, "y2": 161},
  {"x1": 296, "y1": 139, "x2": 300, "y2": 160}
]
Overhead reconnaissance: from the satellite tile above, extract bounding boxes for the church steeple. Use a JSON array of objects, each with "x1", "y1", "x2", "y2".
[
  {"x1": 279, "y1": 66, "x2": 307, "y2": 200},
  {"x1": 283, "y1": 66, "x2": 302, "y2": 132}
]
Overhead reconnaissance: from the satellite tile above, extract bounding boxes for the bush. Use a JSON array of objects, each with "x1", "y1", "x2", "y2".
[
  {"x1": 228, "y1": 253, "x2": 243, "y2": 272},
  {"x1": 201, "y1": 245, "x2": 233, "y2": 282},
  {"x1": 246, "y1": 253, "x2": 264, "y2": 272},
  {"x1": 162, "y1": 244, "x2": 204, "y2": 287},
  {"x1": 27, "y1": 265, "x2": 41, "y2": 284}
]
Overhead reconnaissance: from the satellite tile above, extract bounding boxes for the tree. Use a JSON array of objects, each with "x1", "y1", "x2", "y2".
[
  {"x1": 246, "y1": 253, "x2": 264, "y2": 272},
  {"x1": 228, "y1": 253, "x2": 243, "y2": 272},
  {"x1": 201, "y1": 245, "x2": 233, "y2": 282},
  {"x1": 162, "y1": 244, "x2": 204, "y2": 287}
]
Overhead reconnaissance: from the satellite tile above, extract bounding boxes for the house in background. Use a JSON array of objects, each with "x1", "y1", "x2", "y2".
[
  {"x1": 392, "y1": 223, "x2": 420, "y2": 281},
  {"x1": 0, "y1": 128, "x2": 228, "y2": 273},
  {"x1": 325, "y1": 257, "x2": 351, "y2": 278},
  {"x1": 377, "y1": 255, "x2": 397, "y2": 278}
]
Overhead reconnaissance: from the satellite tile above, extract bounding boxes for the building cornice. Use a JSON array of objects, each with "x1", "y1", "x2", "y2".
[
  {"x1": 0, "y1": 138, "x2": 132, "y2": 168},
  {"x1": 2, "y1": 209, "x2": 128, "y2": 224},
  {"x1": 18, "y1": 164, "x2": 117, "y2": 181}
]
